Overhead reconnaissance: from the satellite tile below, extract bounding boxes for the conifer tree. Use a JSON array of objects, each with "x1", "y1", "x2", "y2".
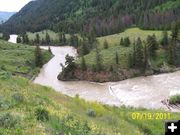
[
  {"x1": 81, "y1": 57, "x2": 87, "y2": 71},
  {"x1": 35, "y1": 33, "x2": 40, "y2": 44},
  {"x1": 120, "y1": 38, "x2": 124, "y2": 46},
  {"x1": 22, "y1": 33, "x2": 29, "y2": 44},
  {"x1": 35, "y1": 45, "x2": 43, "y2": 67},
  {"x1": 81, "y1": 39, "x2": 89, "y2": 56},
  {"x1": 48, "y1": 46, "x2": 52, "y2": 53},
  {"x1": 161, "y1": 31, "x2": 168, "y2": 47},
  {"x1": 95, "y1": 46, "x2": 103, "y2": 72},
  {"x1": 134, "y1": 37, "x2": 144, "y2": 68},
  {"x1": 59, "y1": 32, "x2": 63, "y2": 43},
  {"x1": 143, "y1": 44, "x2": 148, "y2": 70},
  {"x1": 124, "y1": 37, "x2": 131, "y2": 47},
  {"x1": 16, "y1": 36, "x2": 22, "y2": 43},
  {"x1": 103, "y1": 40, "x2": 109, "y2": 49},
  {"x1": 147, "y1": 35, "x2": 158, "y2": 58},
  {"x1": 115, "y1": 52, "x2": 119, "y2": 64},
  {"x1": 168, "y1": 22, "x2": 180, "y2": 65},
  {"x1": 45, "y1": 32, "x2": 51, "y2": 44}
]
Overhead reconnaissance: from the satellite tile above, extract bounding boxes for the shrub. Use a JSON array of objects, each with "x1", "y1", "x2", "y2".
[
  {"x1": 60, "y1": 114, "x2": 91, "y2": 135},
  {"x1": 0, "y1": 113, "x2": 19, "y2": 128},
  {"x1": 35, "y1": 107, "x2": 49, "y2": 121},
  {"x1": 87, "y1": 109, "x2": 96, "y2": 117},
  {"x1": 169, "y1": 95, "x2": 180, "y2": 104}
]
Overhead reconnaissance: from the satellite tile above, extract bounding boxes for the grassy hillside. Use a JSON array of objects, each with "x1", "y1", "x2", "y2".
[
  {"x1": 27, "y1": 30, "x2": 70, "y2": 42},
  {"x1": 1, "y1": 36, "x2": 180, "y2": 135},
  {"x1": 2, "y1": 76, "x2": 180, "y2": 135},
  {"x1": 97, "y1": 28, "x2": 170, "y2": 48},
  {"x1": 0, "y1": 40, "x2": 52, "y2": 78},
  {"x1": 76, "y1": 28, "x2": 168, "y2": 69}
]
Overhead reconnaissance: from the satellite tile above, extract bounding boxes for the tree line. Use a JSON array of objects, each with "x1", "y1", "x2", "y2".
[{"x1": 1, "y1": 0, "x2": 179, "y2": 37}]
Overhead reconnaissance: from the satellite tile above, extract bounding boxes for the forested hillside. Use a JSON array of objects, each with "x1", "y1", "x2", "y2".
[{"x1": 1, "y1": 0, "x2": 180, "y2": 36}]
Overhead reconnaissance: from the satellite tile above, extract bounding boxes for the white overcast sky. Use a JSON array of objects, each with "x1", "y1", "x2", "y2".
[{"x1": 0, "y1": 0, "x2": 32, "y2": 12}]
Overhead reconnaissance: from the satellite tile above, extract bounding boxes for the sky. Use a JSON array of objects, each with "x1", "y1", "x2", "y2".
[{"x1": 0, "y1": 0, "x2": 32, "y2": 12}]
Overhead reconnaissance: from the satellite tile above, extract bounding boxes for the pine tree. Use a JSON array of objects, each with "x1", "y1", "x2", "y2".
[
  {"x1": 147, "y1": 35, "x2": 158, "y2": 58},
  {"x1": 168, "y1": 23, "x2": 179, "y2": 65},
  {"x1": 124, "y1": 37, "x2": 131, "y2": 47},
  {"x1": 22, "y1": 33, "x2": 29, "y2": 44},
  {"x1": 16, "y1": 36, "x2": 22, "y2": 43},
  {"x1": 48, "y1": 46, "x2": 52, "y2": 54},
  {"x1": 81, "y1": 39, "x2": 89, "y2": 56},
  {"x1": 35, "y1": 33, "x2": 40, "y2": 44},
  {"x1": 120, "y1": 38, "x2": 124, "y2": 46},
  {"x1": 135, "y1": 37, "x2": 144, "y2": 68},
  {"x1": 59, "y1": 32, "x2": 63, "y2": 44},
  {"x1": 81, "y1": 57, "x2": 87, "y2": 71},
  {"x1": 103, "y1": 40, "x2": 109, "y2": 49},
  {"x1": 128, "y1": 53, "x2": 133, "y2": 68},
  {"x1": 168, "y1": 22, "x2": 180, "y2": 65},
  {"x1": 161, "y1": 31, "x2": 168, "y2": 47},
  {"x1": 45, "y1": 32, "x2": 51, "y2": 44},
  {"x1": 35, "y1": 45, "x2": 43, "y2": 67},
  {"x1": 62, "y1": 33, "x2": 66, "y2": 44},
  {"x1": 95, "y1": 46, "x2": 103, "y2": 72},
  {"x1": 115, "y1": 52, "x2": 119, "y2": 64},
  {"x1": 143, "y1": 44, "x2": 148, "y2": 70}
]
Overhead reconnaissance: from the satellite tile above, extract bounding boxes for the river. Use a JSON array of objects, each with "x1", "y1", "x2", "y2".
[{"x1": 9, "y1": 35, "x2": 180, "y2": 112}]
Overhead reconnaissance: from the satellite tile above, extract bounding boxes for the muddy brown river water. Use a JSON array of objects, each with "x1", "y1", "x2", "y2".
[
  {"x1": 8, "y1": 35, "x2": 180, "y2": 111},
  {"x1": 33, "y1": 46, "x2": 180, "y2": 112}
]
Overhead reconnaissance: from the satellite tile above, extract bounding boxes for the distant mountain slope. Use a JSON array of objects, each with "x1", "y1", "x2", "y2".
[
  {"x1": 0, "y1": 11, "x2": 15, "y2": 23},
  {"x1": 1, "y1": 0, "x2": 180, "y2": 36}
]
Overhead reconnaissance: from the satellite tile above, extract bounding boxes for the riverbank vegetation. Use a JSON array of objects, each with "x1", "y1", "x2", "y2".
[
  {"x1": 1, "y1": 39, "x2": 180, "y2": 135},
  {"x1": 0, "y1": 40, "x2": 52, "y2": 79},
  {"x1": 58, "y1": 22, "x2": 180, "y2": 82},
  {"x1": 170, "y1": 95, "x2": 180, "y2": 104}
]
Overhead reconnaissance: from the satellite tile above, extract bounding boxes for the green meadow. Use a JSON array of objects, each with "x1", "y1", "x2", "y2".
[
  {"x1": 27, "y1": 30, "x2": 70, "y2": 41},
  {"x1": 0, "y1": 40, "x2": 52, "y2": 78},
  {"x1": 97, "y1": 28, "x2": 169, "y2": 48},
  {"x1": 76, "y1": 28, "x2": 168, "y2": 69}
]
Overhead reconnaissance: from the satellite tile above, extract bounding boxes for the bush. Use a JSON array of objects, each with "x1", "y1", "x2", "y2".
[
  {"x1": 87, "y1": 109, "x2": 96, "y2": 117},
  {"x1": 35, "y1": 107, "x2": 49, "y2": 121},
  {"x1": 12, "y1": 93, "x2": 24, "y2": 103},
  {"x1": 60, "y1": 114, "x2": 91, "y2": 135},
  {"x1": 0, "y1": 113, "x2": 19, "y2": 128},
  {"x1": 169, "y1": 95, "x2": 180, "y2": 104}
]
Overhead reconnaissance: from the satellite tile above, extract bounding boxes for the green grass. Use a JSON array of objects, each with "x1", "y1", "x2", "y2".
[
  {"x1": 77, "y1": 28, "x2": 169, "y2": 69},
  {"x1": 27, "y1": 30, "x2": 70, "y2": 41},
  {"x1": 97, "y1": 28, "x2": 169, "y2": 48},
  {"x1": 0, "y1": 40, "x2": 52, "y2": 78},
  {"x1": 77, "y1": 46, "x2": 132, "y2": 69}
]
